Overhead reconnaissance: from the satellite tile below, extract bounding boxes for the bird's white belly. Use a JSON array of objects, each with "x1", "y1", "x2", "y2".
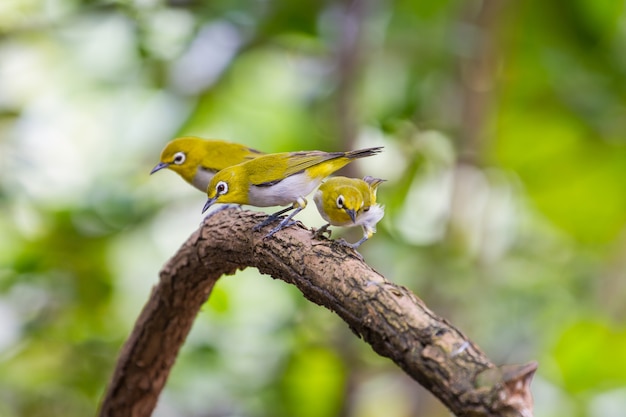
[
  {"x1": 356, "y1": 204, "x2": 385, "y2": 230},
  {"x1": 248, "y1": 173, "x2": 320, "y2": 207}
]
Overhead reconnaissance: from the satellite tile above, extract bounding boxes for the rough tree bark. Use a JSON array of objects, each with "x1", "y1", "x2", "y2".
[{"x1": 98, "y1": 208, "x2": 537, "y2": 417}]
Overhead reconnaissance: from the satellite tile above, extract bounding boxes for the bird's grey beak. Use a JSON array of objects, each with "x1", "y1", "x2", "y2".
[
  {"x1": 346, "y1": 208, "x2": 357, "y2": 223},
  {"x1": 150, "y1": 162, "x2": 169, "y2": 174},
  {"x1": 202, "y1": 197, "x2": 217, "y2": 214}
]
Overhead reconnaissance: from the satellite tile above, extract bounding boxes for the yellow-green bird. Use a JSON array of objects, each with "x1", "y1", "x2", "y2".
[
  {"x1": 313, "y1": 176, "x2": 385, "y2": 248},
  {"x1": 202, "y1": 147, "x2": 383, "y2": 237},
  {"x1": 150, "y1": 136, "x2": 264, "y2": 191}
]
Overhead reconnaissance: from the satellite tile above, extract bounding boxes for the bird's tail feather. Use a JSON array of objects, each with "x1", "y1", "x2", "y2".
[
  {"x1": 363, "y1": 176, "x2": 386, "y2": 189},
  {"x1": 345, "y1": 146, "x2": 384, "y2": 160}
]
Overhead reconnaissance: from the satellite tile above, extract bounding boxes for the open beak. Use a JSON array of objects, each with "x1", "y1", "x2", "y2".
[
  {"x1": 202, "y1": 197, "x2": 217, "y2": 214},
  {"x1": 345, "y1": 208, "x2": 357, "y2": 223},
  {"x1": 150, "y1": 162, "x2": 169, "y2": 174}
]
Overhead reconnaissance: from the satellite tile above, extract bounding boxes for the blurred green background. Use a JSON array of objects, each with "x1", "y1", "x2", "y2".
[{"x1": 1, "y1": 0, "x2": 626, "y2": 416}]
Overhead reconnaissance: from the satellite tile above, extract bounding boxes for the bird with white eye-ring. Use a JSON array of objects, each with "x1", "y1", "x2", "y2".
[
  {"x1": 150, "y1": 136, "x2": 264, "y2": 191},
  {"x1": 313, "y1": 176, "x2": 385, "y2": 249}
]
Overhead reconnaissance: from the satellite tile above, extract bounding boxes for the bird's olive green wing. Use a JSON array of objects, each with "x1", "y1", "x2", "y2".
[
  {"x1": 247, "y1": 151, "x2": 346, "y2": 186},
  {"x1": 281, "y1": 151, "x2": 347, "y2": 177},
  {"x1": 289, "y1": 147, "x2": 382, "y2": 181},
  {"x1": 246, "y1": 147, "x2": 382, "y2": 186}
]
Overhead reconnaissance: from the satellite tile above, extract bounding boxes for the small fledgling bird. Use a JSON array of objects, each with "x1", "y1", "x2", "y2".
[
  {"x1": 313, "y1": 176, "x2": 385, "y2": 249},
  {"x1": 203, "y1": 147, "x2": 383, "y2": 237},
  {"x1": 150, "y1": 136, "x2": 263, "y2": 191}
]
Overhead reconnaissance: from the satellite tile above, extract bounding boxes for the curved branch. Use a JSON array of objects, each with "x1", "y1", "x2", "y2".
[{"x1": 98, "y1": 208, "x2": 536, "y2": 417}]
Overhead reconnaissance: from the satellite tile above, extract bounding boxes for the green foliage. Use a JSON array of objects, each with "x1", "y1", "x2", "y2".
[
  {"x1": 554, "y1": 320, "x2": 626, "y2": 393},
  {"x1": 1, "y1": 0, "x2": 625, "y2": 416},
  {"x1": 495, "y1": 106, "x2": 626, "y2": 243},
  {"x1": 279, "y1": 346, "x2": 346, "y2": 417}
]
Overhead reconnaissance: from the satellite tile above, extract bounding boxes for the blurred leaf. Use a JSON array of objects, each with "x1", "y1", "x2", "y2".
[
  {"x1": 206, "y1": 284, "x2": 230, "y2": 314},
  {"x1": 495, "y1": 91, "x2": 626, "y2": 244},
  {"x1": 257, "y1": 0, "x2": 326, "y2": 38},
  {"x1": 181, "y1": 47, "x2": 322, "y2": 152},
  {"x1": 554, "y1": 320, "x2": 626, "y2": 393},
  {"x1": 571, "y1": 0, "x2": 625, "y2": 44},
  {"x1": 279, "y1": 346, "x2": 346, "y2": 417}
]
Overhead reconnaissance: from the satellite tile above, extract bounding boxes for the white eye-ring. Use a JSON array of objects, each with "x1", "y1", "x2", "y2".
[
  {"x1": 173, "y1": 151, "x2": 186, "y2": 165},
  {"x1": 336, "y1": 195, "x2": 344, "y2": 208},
  {"x1": 216, "y1": 181, "x2": 228, "y2": 195}
]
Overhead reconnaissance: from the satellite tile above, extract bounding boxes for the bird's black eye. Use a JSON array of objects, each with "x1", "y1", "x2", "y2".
[
  {"x1": 216, "y1": 181, "x2": 228, "y2": 195},
  {"x1": 336, "y1": 195, "x2": 344, "y2": 208},
  {"x1": 173, "y1": 152, "x2": 186, "y2": 165}
]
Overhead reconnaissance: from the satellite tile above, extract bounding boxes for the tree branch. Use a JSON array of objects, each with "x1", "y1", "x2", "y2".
[{"x1": 98, "y1": 208, "x2": 536, "y2": 417}]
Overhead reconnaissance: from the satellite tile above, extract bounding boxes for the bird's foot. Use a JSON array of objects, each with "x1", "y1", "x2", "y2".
[
  {"x1": 253, "y1": 206, "x2": 295, "y2": 231},
  {"x1": 264, "y1": 220, "x2": 297, "y2": 238},
  {"x1": 336, "y1": 238, "x2": 365, "y2": 260},
  {"x1": 311, "y1": 224, "x2": 332, "y2": 240},
  {"x1": 253, "y1": 215, "x2": 281, "y2": 231}
]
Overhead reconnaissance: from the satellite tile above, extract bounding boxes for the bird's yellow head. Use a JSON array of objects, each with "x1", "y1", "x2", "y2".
[
  {"x1": 321, "y1": 183, "x2": 365, "y2": 224},
  {"x1": 202, "y1": 166, "x2": 249, "y2": 212},
  {"x1": 150, "y1": 137, "x2": 205, "y2": 182}
]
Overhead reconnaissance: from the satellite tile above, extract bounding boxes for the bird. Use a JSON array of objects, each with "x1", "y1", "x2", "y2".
[
  {"x1": 202, "y1": 147, "x2": 384, "y2": 237},
  {"x1": 313, "y1": 176, "x2": 385, "y2": 249},
  {"x1": 150, "y1": 136, "x2": 264, "y2": 191}
]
